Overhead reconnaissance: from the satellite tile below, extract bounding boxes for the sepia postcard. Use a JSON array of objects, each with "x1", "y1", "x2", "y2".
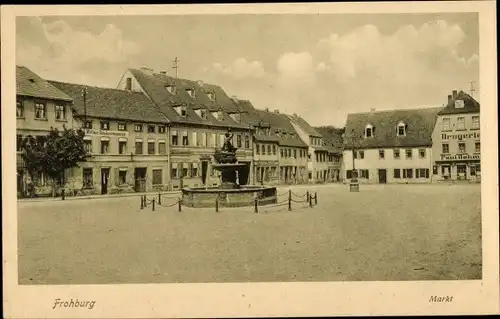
[{"x1": 2, "y1": 2, "x2": 499, "y2": 318}]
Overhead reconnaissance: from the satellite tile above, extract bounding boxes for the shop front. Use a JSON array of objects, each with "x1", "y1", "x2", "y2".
[{"x1": 434, "y1": 153, "x2": 481, "y2": 183}]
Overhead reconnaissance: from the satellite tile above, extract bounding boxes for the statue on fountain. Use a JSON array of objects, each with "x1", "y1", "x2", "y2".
[{"x1": 214, "y1": 128, "x2": 238, "y2": 164}]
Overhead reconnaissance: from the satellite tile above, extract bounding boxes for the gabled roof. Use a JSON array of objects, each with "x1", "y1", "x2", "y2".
[
  {"x1": 344, "y1": 107, "x2": 443, "y2": 149},
  {"x1": 128, "y1": 68, "x2": 248, "y2": 130},
  {"x1": 49, "y1": 81, "x2": 167, "y2": 124},
  {"x1": 316, "y1": 126, "x2": 345, "y2": 154},
  {"x1": 288, "y1": 114, "x2": 322, "y2": 138},
  {"x1": 255, "y1": 109, "x2": 308, "y2": 148},
  {"x1": 438, "y1": 90, "x2": 480, "y2": 115},
  {"x1": 17, "y1": 66, "x2": 72, "y2": 102}
]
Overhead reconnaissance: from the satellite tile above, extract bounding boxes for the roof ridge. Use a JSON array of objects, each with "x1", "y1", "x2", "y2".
[
  {"x1": 350, "y1": 106, "x2": 444, "y2": 116},
  {"x1": 47, "y1": 80, "x2": 143, "y2": 94}
]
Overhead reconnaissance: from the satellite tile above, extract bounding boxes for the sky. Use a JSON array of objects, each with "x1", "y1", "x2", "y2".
[{"x1": 16, "y1": 13, "x2": 479, "y2": 127}]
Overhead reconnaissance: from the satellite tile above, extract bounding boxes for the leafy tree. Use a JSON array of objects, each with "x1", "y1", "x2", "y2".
[{"x1": 20, "y1": 126, "x2": 90, "y2": 197}]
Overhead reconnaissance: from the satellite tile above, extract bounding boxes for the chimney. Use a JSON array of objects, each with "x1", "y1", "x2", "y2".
[
  {"x1": 447, "y1": 94, "x2": 452, "y2": 105},
  {"x1": 140, "y1": 67, "x2": 154, "y2": 76},
  {"x1": 159, "y1": 71, "x2": 167, "y2": 76},
  {"x1": 196, "y1": 80, "x2": 204, "y2": 87},
  {"x1": 274, "y1": 109, "x2": 280, "y2": 114},
  {"x1": 452, "y1": 90, "x2": 458, "y2": 98}
]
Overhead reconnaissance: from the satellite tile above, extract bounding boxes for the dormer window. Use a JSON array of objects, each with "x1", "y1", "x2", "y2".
[
  {"x1": 195, "y1": 108, "x2": 207, "y2": 120},
  {"x1": 229, "y1": 112, "x2": 241, "y2": 123},
  {"x1": 455, "y1": 99, "x2": 465, "y2": 108},
  {"x1": 365, "y1": 124, "x2": 374, "y2": 138},
  {"x1": 165, "y1": 84, "x2": 176, "y2": 95},
  {"x1": 397, "y1": 122, "x2": 407, "y2": 136},
  {"x1": 186, "y1": 88, "x2": 195, "y2": 98},
  {"x1": 211, "y1": 110, "x2": 223, "y2": 121},
  {"x1": 207, "y1": 92, "x2": 216, "y2": 101},
  {"x1": 174, "y1": 105, "x2": 187, "y2": 117}
]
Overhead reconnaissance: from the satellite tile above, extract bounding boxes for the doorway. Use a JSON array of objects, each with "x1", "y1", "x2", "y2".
[
  {"x1": 378, "y1": 169, "x2": 387, "y2": 184},
  {"x1": 101, "y1": 168, "x2": 110, "y2": 194},
  {"x1": 134, "y1": 167, "x2": 147, "y2": 192},
  {"x1": 457, "y1": 164, "x2": 467, "y2": 180}
]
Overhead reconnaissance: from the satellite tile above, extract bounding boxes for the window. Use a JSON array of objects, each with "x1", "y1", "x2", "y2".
[
  {"x1": 457, "y1": 117, "x2": 465, "y2": 130},
  {"x1": 455, "y1": 99, "x2": 465, "y2": 108},
  {"x1": 180, "y1": 106, "x2": 187, "y2": 117},
  {"x1": 192, "y1": 164, "x2": 198, "y2": 177},
  {"x1": 267, "y1": 145, "x2": 271, "y2": 155},
  {"x1": 159, "y1": 126, "x2": 166, "y2": 133},
  {"x1": 147, "y1": 141, "x2": 155, "y2": 155},
  {"x1": 419, "y1": 149, "x2": 426, "y2": 158},
  {"x1": 118, "y1": 123, "x2": 127, "y2": 131},
  {"x1": 192, "y1": 132, "x2": 197, "y2": 147},
  {"x1": 199, "y1": 109, "x2": 207, "y2": 120},
  {"x1": 293, "y1": 149, "x2": 297, "y2": 158},
  {"x1": 210, "y1": 133, "x2": 216, "y2": 147},
  {"x1": 16, "y1": 135, "x2": 22, "y2": 152},
  {"x1": 55, "y1": 105, "x2": 66, "y2": 120},
  {"x1": 182, "y1": 131, "x2": 189, "y2": 146},
  {"x1": 346, "y1": 170, "x2": 353, "y2": 179},
  {"x1": 148, "y1": 125, "x2": 156, "y2": 133},
  {"x1": 392, "y1": 149, "x2": 400, "y2": 159},
  {"x1": 16, "y1": 99, "x2": 24, "y2": 117},
  {"x1": 245, "y1": 135, "x2": 250, "y2": 148},
  {"x1": 83, "y1": 120, "x2": 92, "y2": 129},
  {"x1": 201, "y1": 132, "x2": 207, "y2": 146},
  {"x1": 353, "y1": 151, "x2": 357, "y2": 159},
  {"x1": 134, "y1": 124, "x2": 143, "y2": 132},
  {"x1": 442, "y1": 118, "x2": 450, "y2": 131},
  {"x1": 394, "y1": 169, "x2": 401, "y2": 179},
  {"x1": 379, "y1": 150, "x2": 385, "y2": 159},
  {"x1": 359, "y1": 169, "x2": 369, "y2": 179},
  {"x1": 475, "y1": 142, "x2": 480, "y2": 153},
  {"x1": 152, "y1": 169, "x2": 162, "y2": 185},
  {"x1": 358, "y1": 150, "x2": 364, "y2": 159},
  {"x1": 397, "y1": 122, "x2": 406, "y2": 136},
  {"x1": 100, "y1": 140, "x2": 109, "y2": 154},
  {"x1": 262, "y1": 145, "x2": 266, "y2": 155},
  {"x1": 472, "y1": 116, "x2": 480, "y2": 129},
  {"x1": 135, "y1": 141, "x2": 143, "y2": 155},
  {"x1": 365, "y1": 125, "x2": 373, "y2": 138},
  {"x1": 100, "y1": 121, "x2": 110, "y2": 130},
  {"x1": 119, "y1": 141, "x2": 127, "y2": 154},
  {"x1": 237, "y1": 135, "x2": 242, "y2": 148},
  {"x1": 442, "y1": 143, "x2": 449, "y2": 154},
  {"x1": 171, "y1": 130, "x2": 178, "y2": 146},
  {"x1": 458, "y1": 142, "x2": 466, "y2": 153},
  {"x1": 405, "y1": 149, "x2": 412, "y2": 159},
  {"x1": 34, "y1": 102, "x2": 46, "y2": 119},
  {"x1": 416, "y1": 168, "x2": 430, "y2": 179},
  {"x1": 119, "y1": 170, "x2": 127, "y2": 185},
  {"x1": 256, "y1": 144, "x2": 260, "y2": 155},
  {"x1": 82, "y1": 168, "x2": 93, "y2": 188},
  {"x1": 158, "y1": 142, "x2": 166, "y2": 155},
  {"x1": 84, "y1": 140, "x2": 92, "y2": 153},
  {"x1": 182, "y1": 165, "x2": 188, "y2": 178},
  {"x1": 403, "y1": 168, "x2": 413, "y2": 179},
  {"x1": 171, "y1": 165, "x2": 177, "y2": 178}
]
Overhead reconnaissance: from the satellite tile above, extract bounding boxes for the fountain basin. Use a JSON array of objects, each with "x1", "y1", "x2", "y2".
[{"x1": 181, "y1": 185, "x2": 277, "y2": 208}]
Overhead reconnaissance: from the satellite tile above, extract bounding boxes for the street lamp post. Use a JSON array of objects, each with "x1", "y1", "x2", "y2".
[{"x1": 349, "y1": 129, "x2": 360, "y2": 192}]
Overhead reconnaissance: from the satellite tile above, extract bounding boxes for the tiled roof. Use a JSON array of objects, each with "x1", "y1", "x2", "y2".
[
  {"x1": 255, "y1": 109, "x2": 308, "y2": 148},
  {"x1": 49, "y1": 81, "x2": 167, "y2": 124},
  {"x1": 17, "y1": 66, "x2": 73, "y2": 102},
  {"x1": 288, "y1": 114, "x2": 323, "y2": 137},
  {"x1": 129, "y1": 69, "x2": 248, "y2": 130},
  {"x1": 234, "y1": 99, "x2": 271, "y2": 128},
  {"x1": 438, "y1": 90, "x2": 480, "y2": 115},
  {"x1": 316, "y1": 126, "x2": 345, "y2": 154},
  {"x1": 344, "y1": 107, "x2": 442, "y2": 149}
]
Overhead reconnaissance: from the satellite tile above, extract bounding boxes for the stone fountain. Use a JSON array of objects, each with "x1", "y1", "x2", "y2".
[{"x1": 181, "y1": 129, "x2": 277, "y2": 208}]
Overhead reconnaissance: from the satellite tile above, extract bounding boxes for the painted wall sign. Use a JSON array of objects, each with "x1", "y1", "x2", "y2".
[
  {"x1": 84, "y1": 129, "x2": 129, "y2": 138},
  {"x1": 441, "y1": 132, "x2": 480, "y2": 141},
  {"x1": 440, "y1": 153, "x2": 480, "y2": 161}
]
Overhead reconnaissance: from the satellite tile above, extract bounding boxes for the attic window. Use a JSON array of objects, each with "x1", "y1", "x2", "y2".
[
  {"x1": 174, "y1": 105, "x2": 187, "y2": 117},
  {"x1": 211, "y1": 110, "x2": 223, "y2": 121},
  {"x1": 229, "y1": 112, "x2": 241, "y2": 123},
  {"x1": 29, "y1": 78, "x2": 35, "y2": 83},
  {"x1": 455, "y1": 99, "x2": 465, "y2": 108},
  {"x1": 207, "y1": 92, "x2": 216, "y2": 101},
  {"x1": 186, "y1": 88, "x2": 195, "y2": 98},
  {"x1": 165, "y1": 85, "x2": 176, "y2": 95},
  {"x1": 195, "y1": 108, "x2": 207, "y2": 120},
  {"x1": 365, "y1": 124, "x2": 374, "y2": 138},
  {"x1": 397, "y1": 122, "x2": 407, "y2": 136}
]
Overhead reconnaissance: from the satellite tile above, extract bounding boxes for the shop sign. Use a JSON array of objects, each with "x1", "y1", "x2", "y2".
[
  {"x1": 440, "y1": 153, "x2": 480, "y2": 161},
  {"x1": 84, "y1": 129, "x2": 129, "y2": 138},
  {"x1": 441, "y1": 132, "x2": 480, "y2": 141}
]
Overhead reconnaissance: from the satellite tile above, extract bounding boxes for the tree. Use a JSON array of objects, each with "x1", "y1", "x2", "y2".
[{"x1": 21, "y1": 126, "x2": 91, "y2": 197}]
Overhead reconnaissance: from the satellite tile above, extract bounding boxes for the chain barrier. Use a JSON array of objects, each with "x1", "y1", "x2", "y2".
[{"x1": 157, "y1": 198, "x2": 180, "y2": 208}]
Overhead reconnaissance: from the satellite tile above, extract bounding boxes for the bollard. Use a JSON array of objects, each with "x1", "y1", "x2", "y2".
[
  {"x1": 158, "y1": 192, "x2": 161, "y2": 205},
  {"x1": 254, "y1": 198, "x2": 258, "y2": 213},
  {"x1": 288, "y1": 189, "x2": 292, "y2": 211},
  {"x1": 309, "y1": 194, "x2": 313, "y2": 207},
  {"x1": 314, "y1": 192, "x2": 318, "y2": 205},
  {"x1": 61, "y1": 189, "x2": 65, "y2": 200},
  {"x1": 306, "y1": 190, "x2": 309, "y2": 202},
  {"x1": 140, "y1": 196, "x2": 144, "y2": 209},
  {"x1": 143, "y1": 195, "x2": 147, "y2": 207},
  {"x1": 215, "y1": 198, "x2": 219, "y2": 212},
  {"x1": 178, "y1": 198, "x2": 182, "y2": 212},
  {"x1": 152, "y1": 198, "x2": 156, "y2": 211}
]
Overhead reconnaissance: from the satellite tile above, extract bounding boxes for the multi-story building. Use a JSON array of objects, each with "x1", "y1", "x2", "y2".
[
  {"x1": 288, "y1": 114, "x2": 331, "y2": 183},
  {"x1": 116, "y1": 68, "x2": 254, "y2": 189},
  {"x1": 16, "y1": 66, "x2": 75, "y2": 197},
  {"x1": 342, "y1": 107, "x2": 441, "y2": 184},
  {"x1": 431, "y1": 90, "x2": 481, "y2": 182},
  {"x1": 49, "y1": 81, "x2": 170, "y2": 195},
  {"x1": 315, "y1": 126, "x2": 344, "y2": 182}
]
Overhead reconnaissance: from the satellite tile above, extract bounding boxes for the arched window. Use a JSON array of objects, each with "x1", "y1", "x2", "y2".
[
  {"x1": 365, "y1": 124, "x2": 375, "y2": 138},
  {"x1": 397, "y1": 122, "x2": 407, "y2": 136}
]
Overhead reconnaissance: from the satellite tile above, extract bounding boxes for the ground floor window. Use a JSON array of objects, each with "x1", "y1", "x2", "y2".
[
  {"x1": 457, "y1": 165, "x2": 467, "y2": 179},
  {"x1": 394, "y1": 169, "x2": 401, "y2": 179},
  {"x1": 152, "y1": 169, "x2": 162, "y2": 185},
  {"x1": 416, "y1": 168, "x2": 430, "y2": 178},
  {"x1": 83, "y1": 168, "x2": 93, "y2": 188},
  {"x1": 403, "y1": 168, "x2": 413, "y2": 179},
  {"x1": 471, "y1": 164, "x2": 481, "y2": 176},
  {"x1": 192, "y1": 164, "x2": 198, "y2": 177},
  {"x1": 359, "y1": 169, "x2": 369, "y2": 179},
  {"x1": 118, "y1": 170, "x2": 127, "y2": 185},
  {"x1": 171, "y1": 164, "x2": 178, "y2": 178}
]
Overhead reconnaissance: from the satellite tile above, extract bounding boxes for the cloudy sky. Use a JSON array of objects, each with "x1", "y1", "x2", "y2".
[{"x1": 16, "y1": 14, "x2": 479, "y2": 127}]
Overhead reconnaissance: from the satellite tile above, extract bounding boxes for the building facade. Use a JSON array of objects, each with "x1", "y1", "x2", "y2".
[
  {"x1": 315, "y1": 126, "x2": 344, "y2": 182},
  {"x1": 431, "y1": 90, "x2": 481, "y2": 182},
  {"x1": 343, "y1": 107, "x2": 441, "y2": 184}
]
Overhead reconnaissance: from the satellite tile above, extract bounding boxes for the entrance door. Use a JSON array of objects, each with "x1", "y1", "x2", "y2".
[
  {"x1": 134, "y1": 167, "x2": 147, "y2": 192},
  {"x1": 457, "y1": 165, "x2": 467, "y2": 180},
  {"x1": 378, "y1": 169, "x2": 387, "y2": 184},
  {"x1": 101, "y1": 168, "x2": 110, "y2": 194},
  {"x1": 201, "y1": 161, "x2": 208, "y2": 185}
]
